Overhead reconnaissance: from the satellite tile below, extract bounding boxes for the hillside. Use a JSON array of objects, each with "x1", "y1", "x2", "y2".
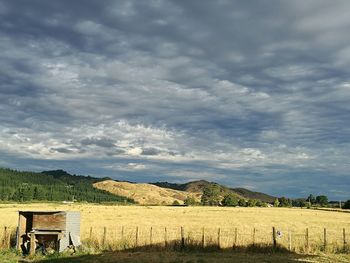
[
  {"x1": 0, "y1": 167, "x2": 276, "y2": 204},
  {"x1": 0, "y1": 168, "x2": 134, "y2": 203},
  {"x1": 153, "y1": 180, "x2": 276, "y2": 203},
  {"x1": 229, "y1": 187, "x2": 276, "y2": 203},
  {"x1": 93, "y1": 180, "x2": 200, "y2": 205}
]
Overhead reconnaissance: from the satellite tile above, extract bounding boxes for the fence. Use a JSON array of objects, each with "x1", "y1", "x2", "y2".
[
  {"x1": 1, "y1": 225, "x2": 349, "y2": 253},
  {"x1": 81, "y1": 226, "x2": 349, "y2": 253}
]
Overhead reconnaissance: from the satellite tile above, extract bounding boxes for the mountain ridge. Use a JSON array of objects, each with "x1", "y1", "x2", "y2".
[{"x1": 0, "y1": 168, "x2": 276, "y2": 204}]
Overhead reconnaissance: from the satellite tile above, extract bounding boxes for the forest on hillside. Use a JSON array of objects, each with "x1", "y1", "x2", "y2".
[{"x1": 0, "y1": 168, "x2": 134, "y2": 203}]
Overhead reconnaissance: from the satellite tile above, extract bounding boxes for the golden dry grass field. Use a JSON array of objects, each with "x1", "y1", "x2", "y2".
[
  {"x1": 1, "y1": 203, "x2": 350, "y2": 255},
  {"x1": 93, "y1": 180, "x2": 200, "y2": 205}
]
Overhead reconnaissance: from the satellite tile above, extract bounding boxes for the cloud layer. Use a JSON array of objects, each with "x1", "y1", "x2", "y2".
[{"x1": 1, "y1": 0, "x2": 350, "y2": 199}]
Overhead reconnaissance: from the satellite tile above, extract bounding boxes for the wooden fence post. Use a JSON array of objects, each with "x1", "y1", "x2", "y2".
[
  {"x1": 272, "y1": 227, "x2": 277, "y2": 248},
  {"x1": 343, "y1": 228, "x2": 347, "y2": 250},
  {"x1": 217, "y1": 228, "x2": 221, "y2": 248},
  {"x1": 135, "y1": 226, "x2": 139, "y2": 248},
  {"x1": 252, "y1": 228, "x2": 256, "y2": 245},
  {"x1": 323, "y1": 228, "x2": 327, "y2": 251},
  {"x1": 180, "y1": 226, "x2": 185, "y2": 249},
  {"x1": 7, "y1": 228, "x2": 11, "y2": 249},
  {"x1": 89, "y1": 227, "x2": 93, "y2": 240},
  {"x1": 201, "y1": 227, "x2": 205, "y2": 248},
  {"x1": 305, "y1": 228, "x2": 309, "y2": 252},
  {"x1": 102, "y1": 227, "x2": 107, "y2": 248},
  {"x1": 288, "y1": 230, "x2": 292, "y2": 251},
  {"x1": 164, "y1": 227, "x2": 168, "y2": 247},
  {"x1": 234, "y1": 228, "x2": 238, "y2": 248},
  {"x1": 150, "y1": 227, "x2": 153, "y2": 246},
  {"x1": 1, "y1": 226, "x2": 7, "y2": 249}
]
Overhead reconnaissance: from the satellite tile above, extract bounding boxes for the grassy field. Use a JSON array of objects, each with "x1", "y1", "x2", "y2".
[{"x1": 0, "y1": 203, "x2": 349, "y2": 262}]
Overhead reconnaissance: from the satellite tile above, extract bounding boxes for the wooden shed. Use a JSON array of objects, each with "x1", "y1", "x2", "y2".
[{"x1": 16, "y1": 211, "x2": 81, "y2": 254}]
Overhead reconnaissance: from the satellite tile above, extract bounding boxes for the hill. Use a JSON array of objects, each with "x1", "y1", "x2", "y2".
[
  {"x1": 0, "y1": 168, "x2": 134, "y2": 203},
  {"x1": 0, "y1": 167, "x2": 276, "y2": 204},
  {"x1": 229, "y1": 187, "x2": 276, "y2": 203},
  {"x1": 153, "y1": 180, "x2": 276, "y2": 203},
  {"x1": 93, "y1": 180, "x2": 200, "y2": 205}
]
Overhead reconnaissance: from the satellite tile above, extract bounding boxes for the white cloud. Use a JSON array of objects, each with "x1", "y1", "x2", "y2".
[{"x1": 1, "y1": 0, "x2": 350, "y2": 198}]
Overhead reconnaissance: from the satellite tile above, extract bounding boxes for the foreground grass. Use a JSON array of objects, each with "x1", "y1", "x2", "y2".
[{"x1": 2, "y1": 251, "x2": 350, "y2": 263}]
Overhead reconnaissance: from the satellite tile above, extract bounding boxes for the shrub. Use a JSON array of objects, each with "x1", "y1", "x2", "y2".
[
  {"x1": 172, "y1": 200, "x2": 181, "y2": 206},
  {"x1": 184, "y1": 196, "x2": 197, "y2": 206}
]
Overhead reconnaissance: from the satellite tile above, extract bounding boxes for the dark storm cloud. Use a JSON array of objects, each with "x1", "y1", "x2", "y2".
[{"x1": 1, "y1": 0, "x2": 350, "y2": 199}]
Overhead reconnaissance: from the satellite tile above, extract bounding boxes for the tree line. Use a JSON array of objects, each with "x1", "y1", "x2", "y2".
[{"x1": 0, "y1": 168, "x2": 134, "y2": 203}]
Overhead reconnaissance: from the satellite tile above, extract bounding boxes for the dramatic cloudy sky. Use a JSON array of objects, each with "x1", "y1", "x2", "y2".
[{"x1": 1, "y1": 0, "x2": 350, "y2": 199}]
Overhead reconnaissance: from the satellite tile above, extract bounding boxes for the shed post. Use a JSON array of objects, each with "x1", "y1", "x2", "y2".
[{"x1": 29, "y1": 232, "x2": 36, "y2": 256}]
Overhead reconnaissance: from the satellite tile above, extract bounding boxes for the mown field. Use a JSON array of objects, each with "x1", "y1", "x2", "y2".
[{"x1": 0, "y1": 203, "x2": 349, "y2": 262}]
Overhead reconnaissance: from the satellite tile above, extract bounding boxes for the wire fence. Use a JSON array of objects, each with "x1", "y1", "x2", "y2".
[{"x1": 1, "y1": 225, "x2": 349, "y2": 253}]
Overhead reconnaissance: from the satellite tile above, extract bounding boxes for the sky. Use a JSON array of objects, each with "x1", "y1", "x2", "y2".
[{"x1": 1, "y1": 0, "x2": 350, "y2": 200}]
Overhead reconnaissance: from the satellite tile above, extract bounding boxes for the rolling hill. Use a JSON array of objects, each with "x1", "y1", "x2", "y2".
[
  {"x1": 93, "y1": 180, "x2": 200, "y2": 205},
  {"x1": 0, "y1": 167, "x2": 276, "y2": 204},
  {"x1": 153, "y1": 180, "x2": 276, "y2": 203}
]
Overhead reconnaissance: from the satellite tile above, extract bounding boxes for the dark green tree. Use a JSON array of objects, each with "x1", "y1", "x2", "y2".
[
  {"x1": 255, "y1": 199, "x2": 263, "y2": 207},
  {"x1": 238, "y1": 199, "x2": 247, "y2": 207},
  {"x1": 342, "y1": 200, "x2": 350, "y2": 209},
  {"x1": 278, "y1": 197, "x2": 292, "y2": 207},
  {"x1": 201, "y1": 184, "x2": 221, "y2": 206},
  {"x1": 292, "y1": 199, "x2": 308, "y2": 208},
  {"x1": 307, "y1": 194, "x2": 316, "y2": 205},
  {"x1": 247, "y1": 199, "x2": 258, "y2": 207},
  {"x1": 222, "y1": 193, "x2": 238, "y2": 207},
  {"x1": 33, "y1": 186, "x2": 46, "y2": 200},
  {"x1": 315, "y1": 195, "x2": 328, "y2": 206}
]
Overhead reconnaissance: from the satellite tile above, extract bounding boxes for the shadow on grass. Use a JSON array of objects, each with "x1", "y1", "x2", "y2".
[{"x1": 27, "y1": 242, "x2": 321, "y2": 263}]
